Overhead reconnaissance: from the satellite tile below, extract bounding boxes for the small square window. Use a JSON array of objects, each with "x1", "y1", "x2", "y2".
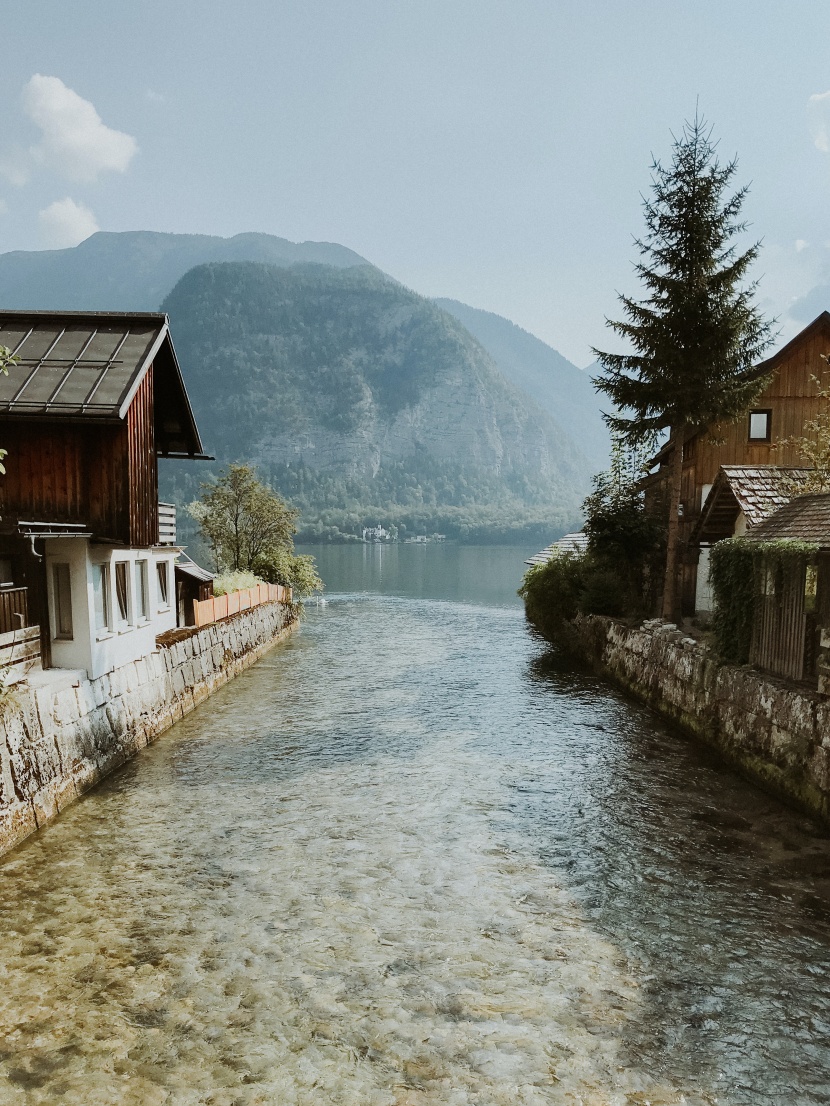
[{"x1": 749, "y1": 410, "x2": 771, "y2": 441}]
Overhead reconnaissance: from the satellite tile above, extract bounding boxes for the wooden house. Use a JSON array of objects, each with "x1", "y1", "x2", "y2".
[
  {"x1": 0, "y1": 310, "x2": 209, "y2": 680},
  {"x1": 645, "y1": 311, "x2": 830, "y2": 614}
]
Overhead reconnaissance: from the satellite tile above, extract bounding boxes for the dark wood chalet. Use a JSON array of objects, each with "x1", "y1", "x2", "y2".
[
  {"x1": 0, "y1": 310, "x2": 209, "y2": 678},
  {"x1": 645, "y1": 311, "x2": 830, "y2": 614}
]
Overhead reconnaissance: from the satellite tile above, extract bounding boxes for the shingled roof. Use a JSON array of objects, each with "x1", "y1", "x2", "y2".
[
  {"x1": 746, "y1": 493, "x2": 830, "y2": 548},
  {"x1": 0, "y1": 310, "x2": 207, "y2": 457},
  {"x1": 692, "y1": 466, "x2": 811, "y2": 544}
]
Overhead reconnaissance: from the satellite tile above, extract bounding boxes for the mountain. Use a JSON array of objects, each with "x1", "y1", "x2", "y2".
[
  {"x1": 0, "y1": 230, "x2": 370, "y2": 313},
  {"x1": 434, "y1": 299, "x2": 610, "y2": 470},
  {"x1": 159, "y1": 262, "x2": 592, "y2": 541}
]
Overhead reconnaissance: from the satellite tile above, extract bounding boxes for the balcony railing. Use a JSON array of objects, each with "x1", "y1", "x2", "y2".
[
  {"x1": 0, "y1": 586, "x2": 29, "y2": 636},
  {"x1": 158, "y1": 502, "x2": 177, "y2": 545}
]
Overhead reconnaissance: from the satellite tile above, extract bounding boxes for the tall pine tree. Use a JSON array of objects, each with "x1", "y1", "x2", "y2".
[{"x1": 593, "y1": 115, "x2": 774, "y2": 620}]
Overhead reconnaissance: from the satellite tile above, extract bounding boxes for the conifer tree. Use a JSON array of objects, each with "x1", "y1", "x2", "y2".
[{"x1": 593, "y1": 115, "x2": 774, "y2": 619}]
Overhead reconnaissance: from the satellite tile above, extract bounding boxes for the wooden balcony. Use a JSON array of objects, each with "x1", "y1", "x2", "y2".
[
  {"x1": 0, "y1": 586, "x2": 29, "y2": 636},
  {"x1": 158, "y1": 502, "x2": 177, "y2": 545}
]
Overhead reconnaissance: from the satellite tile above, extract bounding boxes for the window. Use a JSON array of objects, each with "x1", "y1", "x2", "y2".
[
  {"x1": 115, "y1": 561, "x2": 130, "y2": 626},
  {"x1": 52, "y1": 563, "x2": 73, "y2": 640},
  {"x1": 749, "y1": 409, "x2": 772, "y2": 442},
  {"x1": 156, "y1": 561, "x2": 169, "y2": 607},
  {"x1": 135, "y1": 560, "x2": 149, "y2": 621},
  {"x1": 94, "y1": 564, "x2": 111, "y2": 633}
]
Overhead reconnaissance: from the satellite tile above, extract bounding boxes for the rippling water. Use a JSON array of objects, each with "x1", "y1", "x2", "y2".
[{"x1": 2, "y1": 547, "x2": 830, "y2": 1104}]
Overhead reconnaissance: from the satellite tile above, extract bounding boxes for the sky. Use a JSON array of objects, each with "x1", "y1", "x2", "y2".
[{"x1": 2, "y1": 1, "x2": 830, "y2": 366}]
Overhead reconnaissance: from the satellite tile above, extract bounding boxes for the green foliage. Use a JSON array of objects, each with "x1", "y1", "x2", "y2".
[
  {"x1": 519, "y1": 554, "x2": 587, "y2": 639},
  {"x1": 710, "y1": 537, "x2": 819, "y2": 663},
  {"x1": 592, "y1": 115, "x2": 774, "y2": 442},
  {"x1": 252, "y1": 549, "x2": 323, "y2": 598},
  {"x1": 190, "y1": 463, "x2": 298, "y2": 572},
  {"x1": 212, "y1": 570, "x2": 263, "y2": 596},
  {"x1": 582, "y1": 436, "x2": 666, "y2": 617},
  {"x1": 190, "y1": 463, "x2": 322, "y2": 599}
]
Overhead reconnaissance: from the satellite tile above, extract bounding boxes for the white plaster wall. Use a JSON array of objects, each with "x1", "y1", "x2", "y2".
[{"x1": 45, "y1": 540, "x2": 179, "y2": 679}]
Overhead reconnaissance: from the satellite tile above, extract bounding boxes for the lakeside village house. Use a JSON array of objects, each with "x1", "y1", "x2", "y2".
[
  {"x1": 643, "y1": 310, "x2": 830, "y2": 617},
  {"x1": 0, "y1": 310, "x2": 214, "y2": 685},
  {"x1": 642, "y1": 310, "x2": 830, "y2": 688}
]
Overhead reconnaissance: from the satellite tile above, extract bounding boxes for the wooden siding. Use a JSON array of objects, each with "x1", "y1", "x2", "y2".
[
  {"x1": 127, "y1": 366, "x2": 158, "y2": 547},
  {"x1": 0, "y1": 363, "x2": 159, "y2": 545},
  {"x1": 680, "y1": 321, "x2": 830, "y2": 515}
]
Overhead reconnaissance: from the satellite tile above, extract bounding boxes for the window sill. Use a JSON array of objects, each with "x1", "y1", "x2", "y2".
[{"x1": 95, "y1": 631, "x2": 113, "y2": 642}]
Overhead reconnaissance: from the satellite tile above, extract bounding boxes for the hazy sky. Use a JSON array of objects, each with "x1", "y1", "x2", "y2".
[{"x1": 2, "y1": 1, "x2": 830, "y2": 365}]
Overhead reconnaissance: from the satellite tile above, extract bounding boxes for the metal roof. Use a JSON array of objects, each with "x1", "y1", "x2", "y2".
[
  {"x1": 0, "y1": 310, "x2": 207, "y2": 457},
  {"x1": 746, "y1": 493, "x2": 830, "y2": 548},
  {"x1": 174, "y1": 554, "x2": 214, "y2": 583}
]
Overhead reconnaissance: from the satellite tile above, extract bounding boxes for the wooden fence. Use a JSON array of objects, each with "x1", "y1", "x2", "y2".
[
  {"x1": 0, "y1": 625, "x2": 41, "y2": 683},
  {"x1": 750, "y1": 559, "x2": 808, "y2": 682},
  {"x1": 193, "y1": 583, "x2": 292, "y2": 629}
]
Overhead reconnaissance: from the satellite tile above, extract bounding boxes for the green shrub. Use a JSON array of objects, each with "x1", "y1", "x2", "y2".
[
  {"x1": 212, "y1": 570, "x2": 263, "y2": 596},
  {"x1": 519, "y1": 553, "x2": 587, "y2": 639},
  {"x1": 578, "y1": 565, "x2": 626, "y2": 617}
]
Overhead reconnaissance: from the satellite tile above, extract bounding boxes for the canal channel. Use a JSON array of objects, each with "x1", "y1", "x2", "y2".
[{"x1": 1, "y1": 544, "x2": 830, "y2": 1104}]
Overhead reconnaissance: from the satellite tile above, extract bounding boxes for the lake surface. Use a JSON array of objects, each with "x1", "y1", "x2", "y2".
[{"x1": 2, "y1": 544, "x2": 830, "y2": 1104}]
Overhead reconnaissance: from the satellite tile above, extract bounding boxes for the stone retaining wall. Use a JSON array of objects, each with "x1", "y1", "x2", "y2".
[
  {"x1": 0, "y1": 602, "x2": 297, "y2": 857},
  {"x1": 570, "y1": 614, "x2": 830, "y2": 822}
]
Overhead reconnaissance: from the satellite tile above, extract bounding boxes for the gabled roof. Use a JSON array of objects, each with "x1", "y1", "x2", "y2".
[
  {"x1": 746, "y1": 493, "x2": 830, "y2": 548},
  {"x1": 692, "y1": 466, "x2": 810, "y2": 544},
  {"x1": 751, "y1": 310, "x2": 830, "y2": 379},
  {"x1": 646, "y1": 312, "x2": 830, "y2": 472},
  {"x1": 0, "y1": 310, "x2": 208, "y2": 457}
]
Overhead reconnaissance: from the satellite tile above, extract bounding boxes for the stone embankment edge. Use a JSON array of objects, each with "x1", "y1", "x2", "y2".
[
  {"x1": 562, "y1": 614, "x2": 830, "y2": 823},
  {"x1": 0, "y1": 602, "x2": 298, "y2": 859}
]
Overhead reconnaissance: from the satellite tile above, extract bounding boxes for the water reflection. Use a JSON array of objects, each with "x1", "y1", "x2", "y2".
[{"x1": 1, "y1": 561, "x2": 829, "y2": 1103}]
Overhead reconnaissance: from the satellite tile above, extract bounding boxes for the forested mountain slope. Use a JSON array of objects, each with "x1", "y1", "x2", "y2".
[
  {"x1": 434, "y1": 298, "x2": 610, "y2": 469},
  {"x1": 0, "y1": 230, "x2": 369, "y2": 312},
  {"x1": 160, "y1": 262, "x2": 592, "y2": 541}
]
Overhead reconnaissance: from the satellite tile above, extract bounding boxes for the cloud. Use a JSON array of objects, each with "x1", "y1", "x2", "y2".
[
  {"x1": 38, "y1": 198, "x2": 99, "y2": 248},
  {"x1": 796, "y1": 239, "x2": 809, "y2": 253},
  {"x1": 144, "y1": 88, "x2": 164, "y2": 104},
  {"x1": 809, "y1": 90, "x2": 830, "y2": 153},
  {"x1": 23, "y1": 74, "x2": 137, "y2": 183}
]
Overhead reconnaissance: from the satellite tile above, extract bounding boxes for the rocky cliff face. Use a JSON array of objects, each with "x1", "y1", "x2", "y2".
[{"x1": 162, "y1": 262, "x2": 591, "y2": 516}]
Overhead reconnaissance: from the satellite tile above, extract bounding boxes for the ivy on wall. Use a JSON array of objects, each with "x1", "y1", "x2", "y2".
[{"x1": 710, "y1": 537, "x2": 819, "y2": 664}]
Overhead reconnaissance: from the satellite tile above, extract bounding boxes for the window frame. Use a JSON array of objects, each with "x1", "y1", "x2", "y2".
[
  {"x1": 94, "y1": 563, "x2": 111, "y2": 636},
  {"x1": 135, "y1": 559, "x2": 150, "y2": 622},
  {"x1": 156, "y1": 560, "x2": 170, "y2": 610},
  {"x1": 748, "y1": 408, "x2": 772, "y2": 443},
  {"x1": 114, "y1": 560, "x2": 131, "y2": 629},
  {"x1": 51, "y1": 562, "x2": 74, "y2": 641}
]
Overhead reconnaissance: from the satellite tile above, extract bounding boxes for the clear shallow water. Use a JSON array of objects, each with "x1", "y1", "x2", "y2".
[{"x1": 2, "y1": 549, "x2": 830, "y2": 1103}]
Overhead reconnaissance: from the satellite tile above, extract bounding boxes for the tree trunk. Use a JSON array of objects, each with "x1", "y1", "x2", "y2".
[{"x1": 661, "y1": 425, "x2": 685, "y2": 621}]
